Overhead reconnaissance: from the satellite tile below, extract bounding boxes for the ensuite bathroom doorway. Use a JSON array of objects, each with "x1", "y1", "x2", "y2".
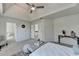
[{"x1": 6, "y1": 22, "x2": 16, "y2": 40}]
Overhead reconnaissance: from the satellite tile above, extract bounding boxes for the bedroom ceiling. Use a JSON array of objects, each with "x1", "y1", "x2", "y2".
[
  {"x1": 0, "y1": 3, "x2": 77, "y2": 21},
  {"x1": 44, "y1": 4, "x2": 79, "y2": 20}
]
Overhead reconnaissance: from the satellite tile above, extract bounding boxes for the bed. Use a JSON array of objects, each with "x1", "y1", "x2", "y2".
[{"x1": 29, "y1": 42, "x2": 76, "y2": 56}]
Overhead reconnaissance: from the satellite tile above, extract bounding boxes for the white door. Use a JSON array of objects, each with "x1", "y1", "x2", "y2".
[{"x1": 16, "y1": 26, "x2": 26, "y2": 41}]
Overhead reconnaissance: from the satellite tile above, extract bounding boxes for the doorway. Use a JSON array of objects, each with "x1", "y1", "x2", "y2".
[{"x1": 6, "y1": 22, "x2": 16, "y2": 40}]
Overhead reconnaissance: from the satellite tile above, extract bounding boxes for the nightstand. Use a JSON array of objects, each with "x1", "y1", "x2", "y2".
[{"x1": 0, "y1": 41, "x2": 8, "y2": 51}]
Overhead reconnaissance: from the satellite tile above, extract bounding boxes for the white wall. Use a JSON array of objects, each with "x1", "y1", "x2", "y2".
[
  {"x1": 0, "y1": 16, "x2": 31, "y2": 41},
  {"x1": 43, "y1": 19, "x2": 54, "y2": 41},
  {"x1": 54, "y1": 14, "x2": 79, "y2": 45},
  {"x1": 31, "y1": 13, "x2": 79, "y2": 45},
  {"x1": 31, "y1": 19, "x2": 54, "y2": 42}
]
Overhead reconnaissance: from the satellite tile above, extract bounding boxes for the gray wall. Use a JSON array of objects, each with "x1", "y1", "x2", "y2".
[
  {"x1": 31, "y1": 19, "x2": 54, "y2": 42},
  {"x1": 53, "y1": 14, "x2": 79, "y2": 45},
  {"x1": 31, "y1": 13, "x2": 79, "y2": 45}
]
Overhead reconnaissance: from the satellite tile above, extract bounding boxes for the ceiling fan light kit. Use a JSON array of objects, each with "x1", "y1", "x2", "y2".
[
  {"x1": 31, "y1": 7, "x2": 36, "y2": 11},
  {"x1": 26, "y1": 3, "x2": 44, "y2": 13}
]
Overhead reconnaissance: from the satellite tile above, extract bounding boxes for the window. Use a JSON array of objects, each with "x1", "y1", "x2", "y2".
[{"x1": 31, "y1": 24, "x2": 39, "y2": 39}]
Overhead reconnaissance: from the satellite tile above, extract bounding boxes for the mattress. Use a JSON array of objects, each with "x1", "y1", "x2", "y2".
[{"x1": 29, "y1": 42, "x2": 75, "y2": 56}]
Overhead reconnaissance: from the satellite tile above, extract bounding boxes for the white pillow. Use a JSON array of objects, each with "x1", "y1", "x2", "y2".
[
  {"x1": 34, "y1": 42, "x2": 40, "y2": 46},
  {"x1": 23, "y1": 44, "x2": 30, "y2": 53},
  {"x1": 34, "y1": 41, "x2": 43, "y2": 46},
  {"x1": 23, "y1": 44, "x2": 37, "y2": 53}
]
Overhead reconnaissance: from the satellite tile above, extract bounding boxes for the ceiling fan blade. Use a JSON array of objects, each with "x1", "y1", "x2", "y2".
[
  {"x1": 26, "y1": 3, "x2": 32, "y2": 6},
  {"x1": 36, "y1": 6, "x2": 44, "y2": 8},
  {"x1": 26, "y1": 3, "x2": 35, "y2": 7}
]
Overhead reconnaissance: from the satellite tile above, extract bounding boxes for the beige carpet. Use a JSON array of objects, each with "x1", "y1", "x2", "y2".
[{"x1": 0, "y1": 39, "x2": 37, "y2": 56}]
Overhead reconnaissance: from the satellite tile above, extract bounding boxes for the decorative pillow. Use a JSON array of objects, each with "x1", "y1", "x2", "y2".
[
  {"x1": 23, "y1": 44, "x2": 37, "y2": 54},
  {"x1": 34, "y1": 41, "x2": 44, "y2": 46}
]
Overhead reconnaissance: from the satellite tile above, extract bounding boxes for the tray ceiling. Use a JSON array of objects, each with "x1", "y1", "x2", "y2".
[{"x1": 0, "y1": 3, "x2": 77, "y2": 21}]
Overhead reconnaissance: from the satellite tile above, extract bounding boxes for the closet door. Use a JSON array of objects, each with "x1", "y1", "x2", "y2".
[{"x1": 16, "y1": 24, "x2": 26, "y2": 42}]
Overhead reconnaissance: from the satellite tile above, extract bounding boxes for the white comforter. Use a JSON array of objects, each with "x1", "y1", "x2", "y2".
[{"x1": 30, "y1": 42, "x2": 75, "y2": 56}]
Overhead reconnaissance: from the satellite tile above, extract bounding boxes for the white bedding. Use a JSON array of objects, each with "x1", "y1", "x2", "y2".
[{"x1": 29, "y1": 42, "x2": 75, "y2": 56}]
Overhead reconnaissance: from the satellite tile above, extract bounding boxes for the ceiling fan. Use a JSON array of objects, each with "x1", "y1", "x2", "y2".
[{"x1": 26, "y1": 3, "x2": 44, "y2": 13}]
